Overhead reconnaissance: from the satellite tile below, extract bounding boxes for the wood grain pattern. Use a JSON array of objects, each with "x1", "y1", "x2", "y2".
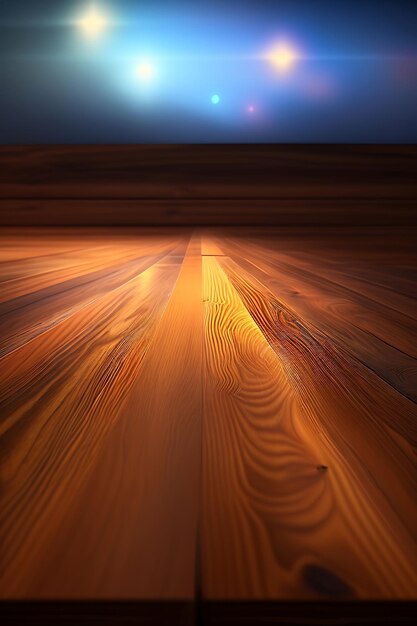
[
  {"x1": 1, "y1": 146, "x2": 416, "y2": 226},
  {"x1": 202, "y1": 243, "x2": 417, "y2": 599},
  {"x1": 0, "y1": 227, "x2": 416, "y2": 603}
]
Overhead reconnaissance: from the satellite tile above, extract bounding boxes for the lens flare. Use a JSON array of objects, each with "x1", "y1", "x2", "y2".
[
  {"x1": 78, "y1": 4, "x2": 108, "y2": 38},
  {"x1": 136, "y1": 61, "x2": 155, "y2": 81},
  {"x1": 267, "y1": 42, "x2": 299, "y2": 72}
]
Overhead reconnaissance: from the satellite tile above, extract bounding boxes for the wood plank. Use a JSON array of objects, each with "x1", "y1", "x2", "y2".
[
  {"x1": 2, "y1": 146, "x2": 416, "y2": 199},
  {"x1": 1, "y1": 146, "x2": 416, "y2": 226},
  {"x1": 0, "y1": 238, "x2": 184, "y2": 358},
  {"x1": 2, "y1": 600, "x2": 417, "y2": 626},
  {"x1": 213, "y1": 234, "x2": 417, "y2": 400},
  {"x1": 0, "y1": 236, "x2": 203, "y2": 598},
  {"x1": 0, "y1": 227, "x2": 416, "y2": 608},
  {"x1": 0, "y1": 232, "x2": 184, "y2": 302},
  {"x1": 201, "y1": 600, "x2": 417, "y2": 625},
  {"x1": 2, "y1": 197, "x2": 415, "y2": 227},
  {"x1": 0, "y1": 238, "x2": 194, "y2": 597},
  {"x1": 0, "y1": 601, "x2": 195, "y2": 626},
  {"x1": 201, "y1": 247, "x2": 417, "y2": 599}
]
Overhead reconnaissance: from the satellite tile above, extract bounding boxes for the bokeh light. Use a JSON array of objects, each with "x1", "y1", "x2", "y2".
[
  {"x1": 77, "y1": 4, "x2": 109, "y2": 39},
  {"x1": 137, "y1": 61, "x2": 155, "y2": 81},
  {"x1": 1, "y1": 1, "x2": 417, "y2": 142},
  {"x1": 267, "y1": 42, "x2": 299, "y2": 73}
]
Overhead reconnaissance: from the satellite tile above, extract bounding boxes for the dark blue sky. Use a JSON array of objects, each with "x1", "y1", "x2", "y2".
[{"x1": 1, "y1": 1, "x2": 416, "y2": 142}]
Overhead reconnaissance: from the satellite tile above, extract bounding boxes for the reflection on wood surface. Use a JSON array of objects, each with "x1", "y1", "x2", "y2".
[{"x1": 0, "y1": 228, "x2": 416, "y2": 600}]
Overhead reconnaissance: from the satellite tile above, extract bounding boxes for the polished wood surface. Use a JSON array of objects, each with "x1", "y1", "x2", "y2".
[
  {"x1": 0, "y1": 227, "x2": 416, "y2": 603},
  {"x1": 1, "y1": 146, "x2": 416, "y2": 226}
]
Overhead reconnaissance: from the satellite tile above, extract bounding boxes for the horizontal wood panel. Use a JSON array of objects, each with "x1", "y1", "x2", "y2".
[
  {"x1": 0, "y1": 146, "x2": 416, "y2": 225},
  {"x1": 1, "y1": 198, "x2": 415, "y2": 227},
  {"x1": 201, "y1": 601, "x2": 417, "y2": 625},
  {"x1": 1, "y1": 601, "x2": 417, "y2": 626},
  {"x1": 0, "y1": 601, "x2": 195, "y2": 626}
]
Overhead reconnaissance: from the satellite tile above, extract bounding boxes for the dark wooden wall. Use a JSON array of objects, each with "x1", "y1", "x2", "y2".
[{"x1": 0, "y1": 145, "x2": 416, "y2": 226}]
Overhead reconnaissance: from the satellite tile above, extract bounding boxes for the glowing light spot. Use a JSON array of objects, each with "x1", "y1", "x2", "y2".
[
  {"x1": 78, "y1": 4, "x2": 108, "y2": 38},
  {"x1": 267, "y1": 43, "x2": 299, "y2": 72},
  {"x1": 211, "y1": 94, "x2": 220, "y2": 105},
  {"x1": 137, "y1": 61, "x2": 154, "y2": 81},
  {"x1": 248, "y1": 104, "x2": 255, "y2": 113}
]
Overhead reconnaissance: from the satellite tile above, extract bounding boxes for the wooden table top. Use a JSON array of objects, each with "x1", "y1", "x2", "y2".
[{"x1": 0, "y1": 227, "x2": 416, "y2": 622}]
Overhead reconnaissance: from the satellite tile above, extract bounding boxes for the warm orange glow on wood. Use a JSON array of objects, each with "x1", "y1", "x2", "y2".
[{"x1": 0, "y1": 228, "x2": 416, "y2": 600}]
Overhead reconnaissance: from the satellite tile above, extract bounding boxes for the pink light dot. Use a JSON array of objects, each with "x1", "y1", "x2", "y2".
[{"x1": 248, "y1": 105, "x2": 255, "y2": 113}]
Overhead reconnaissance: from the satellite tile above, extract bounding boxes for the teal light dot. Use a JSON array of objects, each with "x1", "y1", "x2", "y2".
[{"x1": 211, "y1": 94, "x2": 220, "y2": 105}]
